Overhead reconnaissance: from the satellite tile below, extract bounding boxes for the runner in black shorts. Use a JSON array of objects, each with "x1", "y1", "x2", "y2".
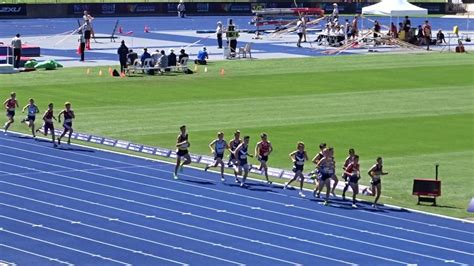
[
  {"x1": 3, "y1": 92, "x2": 19, "y2": 134},
  {"x1": 365, "y1": 157, "x2": 389, "y2": 208},
  {"x1": 285, "y1": 142, "x2": 309, "y2": 197},
  {"x1": 174, "y1": 125, "x2": 191, "y2": 179},
  {"x1": 255, "y1": 133, "x2": 273, "y2": 184},
  {"x1": 58, "y1": 102, "x2": 75, "y2": 145},
  {"x1": 341, "y1": 148, "x2": 355, "y2": 200},
  {"x1": 21, "y1": 98, "x2": 40, "y2": 138},
  {"x1": 227, "y1": 130, "x2": 241, "y2": 169},
  {"x1": 40, "y1": 103, "x2": 57, "y2": 147},
  {"x1": 314, "y1": 147, "x2": 335, "y2": 205},
  {"x1": 343, "y1": 155, "x2": 360, "y2": 208},
  {"x1": 233, "y1": 136, "x2": 253, "y2": 187},
  {"x1": 205, "y1": 131, "x2": 228, "y2": 181}
]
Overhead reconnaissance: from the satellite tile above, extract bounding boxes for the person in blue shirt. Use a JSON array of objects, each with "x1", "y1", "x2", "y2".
[
  {"x1": 194, "y1": 47, "x2": 209, "y2": 65},
  {"x1": 140, "y1": 48, "x2": 151, "y2": 66}
]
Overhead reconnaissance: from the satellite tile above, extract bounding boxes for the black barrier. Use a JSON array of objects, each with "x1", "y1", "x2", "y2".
[
  {"x1": 412, "y1": 179, "x2": 441, "y2": 206},
  {"x1": 0, "y1": 4, "x2": 26, "y2": 17}
]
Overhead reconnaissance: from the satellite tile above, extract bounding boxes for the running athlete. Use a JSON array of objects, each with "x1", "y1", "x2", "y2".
[
  {"x1": 341, "y1": 148, "x2": 356, "y2": 200},
  {"x1": 285, "y1": 142, "x2": 309, "y2": 197},
  {"x1": 314, "y1": 147, "x2": 335, "y2": 205},
  {"x1": 57, "y1": 102, "x2": 75, "y2": 145},
  {"x1": 174, "y1": 125, "x2": 191, "y2": 179},
  {"x1": 233, "y1": 136, "x2": 253, "y2": 187},
  {"x1": 205, "y1": 131, "x2": 228, "y2": 181},
  {"x1": 21, "y1": 98, "x2": 40, "y2": 138},
  {"x1": 255, "y1": 133, "x2": 273, "y2": 185},
  {"x1": 227, "y1": 130, "x2": 241, "y2": 169},
  {"x1": 3, "y1": 92, "x2": 19, "y2": 134},
  {"x1": 364, "y1": 157, "x2": 389, "y2": 208},
  {"x1": 40, "y1": 103, "x2": 57, "y2": 147},
  {"x1": 309, "y1": 143, "x2": 326, "y2": 181},
  {"x1": 343, "y1": 155, "x2": 360, "y2": 208}
]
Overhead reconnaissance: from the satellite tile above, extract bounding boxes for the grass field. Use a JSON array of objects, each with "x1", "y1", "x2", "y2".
[{"x1": 1, "y1": 53, "x2": 473, "y2": 219}]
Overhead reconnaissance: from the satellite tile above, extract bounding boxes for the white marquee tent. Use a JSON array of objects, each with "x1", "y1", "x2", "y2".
[{"x1": 362, "y1": 0, "x2": 428, "y2": 17}]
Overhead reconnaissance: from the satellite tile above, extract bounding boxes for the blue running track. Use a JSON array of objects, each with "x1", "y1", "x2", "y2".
[{"x1": 0, "y1": 132, "x2": 473, "y2": 265}]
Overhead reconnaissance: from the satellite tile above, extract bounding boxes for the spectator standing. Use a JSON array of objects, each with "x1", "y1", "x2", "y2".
[
  {"x1": 194, "y1": 47, "x2": 208, "y2": 65},
  {"x1": 168, "y1": 49, "x2": 177, "y2": 67},
  {"x1": 117, "y1": 40, "x2": 129, "y2": 73},
  {"x1": 422, "y1": 20, "x2": 432, "y2": 50},
  {"x1": 79, "y1": 32, "x2": 86, "y2": 62},
  {"x1": 351, "y1": 15, "x2": 359, "y2": 40},
  {"x1": 389, "y1": 22, "x2": 398, "y2": 38},
  {"x1": 177, "y1": 1, "x2": 186, "y2": 18},
  {"x1": 296, "y1": 20, "x2": 303, "y2": 48},
  {"x1": 403, "y1": 16, "x2": 411, "y2": 33},
  {"x1": 216, "y1": 21, "x2": 223, "y2": 49},
  {"x1": 11, "y1": 34, "x2": 21, "y2": 68},
  {"x1": 331, "y1": 3, "x2": 339, "y2": 22},
  {"x1": 226, "y1": 19, "x2": 239, "y2": 57}
]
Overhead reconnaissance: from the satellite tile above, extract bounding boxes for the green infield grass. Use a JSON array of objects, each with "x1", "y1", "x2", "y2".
[{"x1": 1, "y1": 53, "x2": 473, "y2": 219}]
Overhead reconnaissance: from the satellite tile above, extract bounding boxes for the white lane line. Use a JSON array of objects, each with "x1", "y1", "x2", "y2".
[
  {"x1": 0, "y1": 164, "x2": 158, "y2": 178},
  {"x1": 0, "y1": 191, "x2": 352, "y2": 265},
  {"x1": 0, "y1": 199, "x2": 295, "y2": 265},
  {"x1": 1, "y1": 154, "x2": 472, "y2": 253},
  {"x1": 0, "y1": 227, "x2": 131, "y2": 265},
  {"x1": 0, "y1": 215, "x2": 193, "y2": 265},
  {"x1": 0, "y1": 244, "x2": 73, "y2": 265},
  {"x1": 2, "y1": 178, "x2": 453, "y2": 266},
  {"x1": 2, "y1": 139, "x2": 473, "y2": 237}
]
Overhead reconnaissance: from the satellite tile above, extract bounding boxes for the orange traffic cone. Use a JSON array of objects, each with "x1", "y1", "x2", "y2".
[
  {"x1": 108, "y1": 67, "x2": 113, "y2": 76},
  {"x1": 220, "y1": 68, "x2": 225, "y2": 76}
]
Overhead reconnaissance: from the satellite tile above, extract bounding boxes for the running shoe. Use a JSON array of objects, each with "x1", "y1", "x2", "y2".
[
  {"x1": 173, "y1": 174, "x2": 179, "y2": 180},
  {"x1": 352, "y1": 204, "x2": 358, "y2": 209},
  {"x1": 299, "y1": 191, "x2": 306, "y2": 198}
]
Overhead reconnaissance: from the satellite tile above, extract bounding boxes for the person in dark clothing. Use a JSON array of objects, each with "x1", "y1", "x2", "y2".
[
  {"x1": 127, "y1": 49, "x2": 138, "y2": 65},
  {"x1": 178, "y1": 49, "x2": 189, "y2": 63},
  {"x1": 226, "y1": 19, "x2": 238, "y2": 57},
  {"x1": 117, "y1": 40, "x2": 129, "y2": 73},
  {"x1": 403, "y1": 16, "x2": 411, "y2": 33},
  {"x1": 79, "y1": 32, "x2": 86, "y2": 62},
  {"x1": 11, "y1": 34, "x2": 22, "y2": 68},
  {"x1": 168, "y1": 49, "x2": 177, "y2": 67}
]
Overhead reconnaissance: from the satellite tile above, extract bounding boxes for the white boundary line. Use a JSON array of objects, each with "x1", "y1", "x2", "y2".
[
  {"x1": 0, "y1": 199, "x2": 339, "y2": 266},
  {"x1": 0, "y1": 227, "x2": 131, "y2": 265},
  {"x1": 2, "y1": 151, "x2": 473, "y2": 247},
  {"x1": 6, "y1": 131, "x2": 473, "y2": 224},
  {"x1": 0, "y1": 244, "x2": 72, "y2": 265},
  {"x1": 0, "y1": 206, "x2": 243, "y2": 266},
  {"x1": 0, "y1": 168, "x2": 470, "y2": 265},
  {"x1": 0, "y1": 178, "x2": 412, "y2": 265}
]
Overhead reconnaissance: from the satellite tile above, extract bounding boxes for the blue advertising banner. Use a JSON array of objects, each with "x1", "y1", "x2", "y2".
[{"x1": 0, "y1": 4, "x2": 27, "y2": 16}]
